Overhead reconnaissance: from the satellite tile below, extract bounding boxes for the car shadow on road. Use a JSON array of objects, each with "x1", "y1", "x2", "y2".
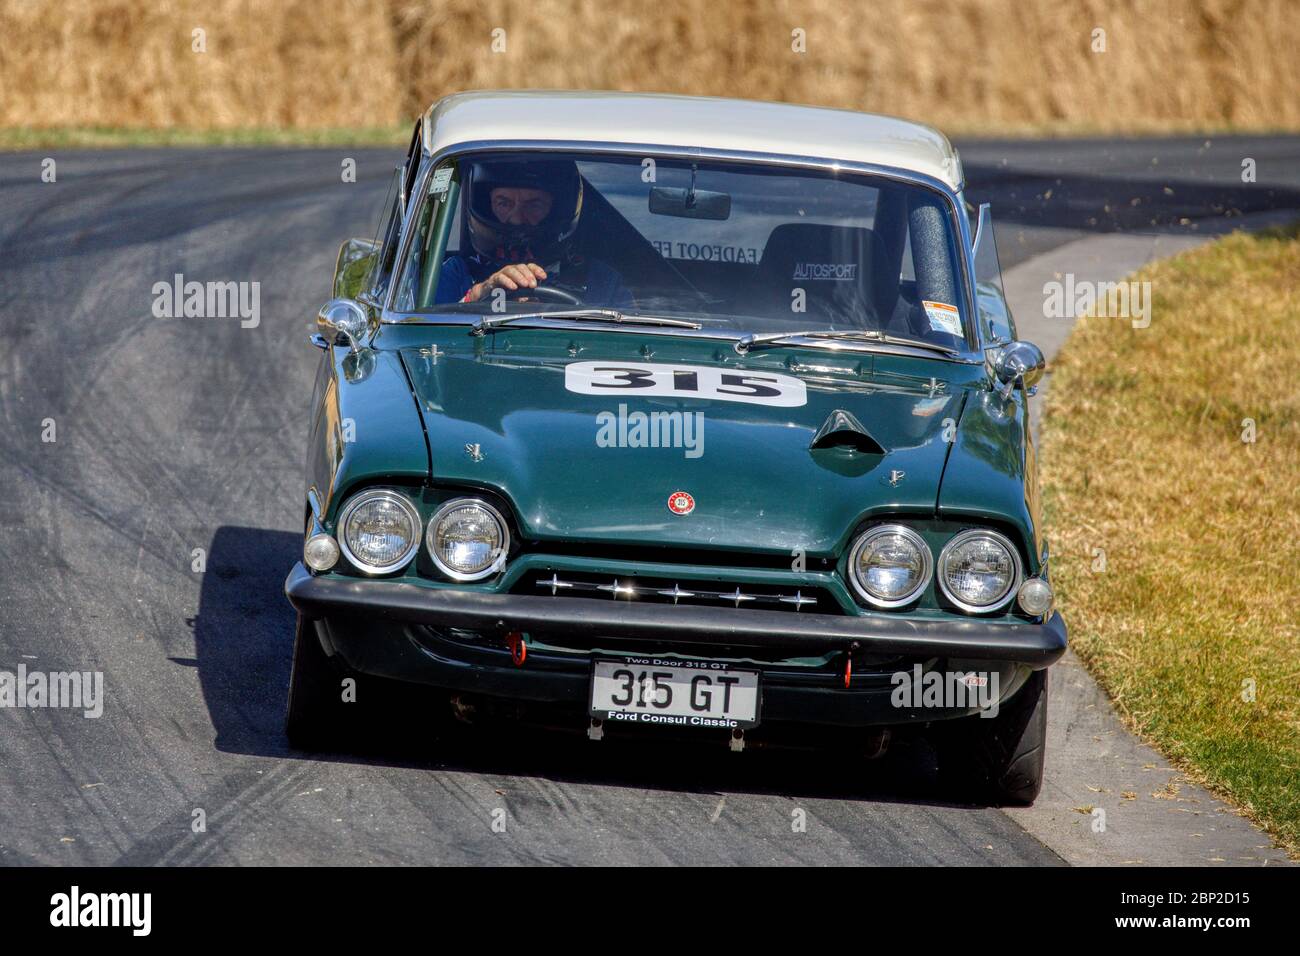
[{"x1": 193, "y1": 525, "x2": 992, "y2": 810}]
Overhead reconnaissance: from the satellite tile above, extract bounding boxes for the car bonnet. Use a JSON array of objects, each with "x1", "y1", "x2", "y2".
[{"x1": 398, "y1": 332, "x2": 980, "y2": 557}]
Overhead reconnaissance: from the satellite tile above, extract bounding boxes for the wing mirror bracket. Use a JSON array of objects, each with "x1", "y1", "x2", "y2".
[
  {"x1": 991, "y1": 341, "x2": 1046, "y2": 400},
  {"x1": 316, "y1": 298, "x2": 369, "y2": 352}
]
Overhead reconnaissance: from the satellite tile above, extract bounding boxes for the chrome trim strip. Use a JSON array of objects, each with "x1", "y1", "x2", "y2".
[
  {"x1": 539, "y1": 572, "x2": 574, "y2": 596},
  {"x1": 531, "y1": 574, "x2": 819, "y2": 611},
  {"x1": 394, "y1": 314, "x2": 978, "y2": 362},
  {"x1": 657, "y1": 583, "x2": 697, "y2": 604},
  {"x1": 721, "y1": 586, "x2": 757, "y2": 607},
  {"x1": 779, "y1": 590, "x2": 817, "y2": 610}
]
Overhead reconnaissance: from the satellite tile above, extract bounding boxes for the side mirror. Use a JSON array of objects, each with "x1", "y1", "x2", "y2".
[
  {"x1": 991, "y1": 341, "x2": 1045, "y2": 399},
  {"x1": 317, "y1": 298, "x2": 368, "y2": 352}
]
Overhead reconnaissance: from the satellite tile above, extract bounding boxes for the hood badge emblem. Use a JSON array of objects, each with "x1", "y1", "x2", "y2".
[
  {"x1": 667, "y1": 491, "x2": 695, "y2": 515},
  {"x1": 465, "y1": 443, "x2": 484, "y2": 462},
  {"x1": 884, "y1": 469, "x2": 906, "y2": 487}
]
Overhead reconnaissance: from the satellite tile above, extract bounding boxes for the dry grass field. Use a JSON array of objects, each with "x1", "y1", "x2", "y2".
[
  {"x1": 1, "y1": 0, "x2": 1297, "y2": 137},
  {"x1": 1041, "y1": 225, "x2": 1300, "y2": 855}
]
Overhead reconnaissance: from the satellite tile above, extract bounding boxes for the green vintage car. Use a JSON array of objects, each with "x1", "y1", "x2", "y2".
[{"x1": 284, "y1": 91, "x2": 1065, "y2": 804}]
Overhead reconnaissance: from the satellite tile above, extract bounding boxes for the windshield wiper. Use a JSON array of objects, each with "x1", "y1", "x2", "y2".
[
  {"x1": 471, "y1": 309, "x2": 702, "y2": 336},
  {"x1": 733, "y1": 329, "x2": 960, "y2": 357}
]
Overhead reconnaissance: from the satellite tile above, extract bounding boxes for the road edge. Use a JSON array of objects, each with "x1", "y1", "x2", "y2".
[{"x1": 998, "y1": 213, "x2": 1299, "y2": 866}]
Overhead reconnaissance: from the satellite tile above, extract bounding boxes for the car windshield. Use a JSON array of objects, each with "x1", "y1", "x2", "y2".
[{"x1": 393, "y1": 151, "x2": 970, "y2": 349}]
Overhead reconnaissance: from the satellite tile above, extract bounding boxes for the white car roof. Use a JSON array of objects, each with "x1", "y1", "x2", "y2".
[{"x1": 423, "y1": 91, "x2": 963, "y2": 191}]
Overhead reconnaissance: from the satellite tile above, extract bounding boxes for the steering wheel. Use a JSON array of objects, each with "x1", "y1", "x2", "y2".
[{"x1": 504, "y1": 284, "x2": 583, "y2": 306}]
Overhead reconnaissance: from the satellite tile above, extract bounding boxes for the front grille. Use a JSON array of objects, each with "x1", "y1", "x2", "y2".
[{"x1": 520, "y1": 571, "x2": 838, "y2": 614}]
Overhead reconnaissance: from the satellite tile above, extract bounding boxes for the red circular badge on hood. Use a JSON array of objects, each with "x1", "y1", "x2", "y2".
[{"x1": 668, "y1": 491, "x2": 695, "y2": 515}]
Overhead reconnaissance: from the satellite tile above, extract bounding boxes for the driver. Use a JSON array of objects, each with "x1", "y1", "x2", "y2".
[{"x1": 434, "y1": 158, "x2": 632, "y2": 307}]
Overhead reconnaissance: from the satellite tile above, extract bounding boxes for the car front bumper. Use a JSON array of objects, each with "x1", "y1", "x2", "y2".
[{"x1": 284, "y1": 562, "x2": 1067, "y2": 728}]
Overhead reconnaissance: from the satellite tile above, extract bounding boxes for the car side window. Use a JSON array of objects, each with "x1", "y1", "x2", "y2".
[
  {"x1": 359, "y1": 168, "x2": 402, "y2": 302},
  {"x1": 972, "y1": 203, "x2": 1016, "y2": 346},
  {"x1": 399, "y1": 121, "x2": 421, "y2": 211},
  {"x1": 366, "y1": 123, "x2": 422, "y2": 297},
  {"x1": 394, "y1": 159, "x2": 461, "y2": 311}
]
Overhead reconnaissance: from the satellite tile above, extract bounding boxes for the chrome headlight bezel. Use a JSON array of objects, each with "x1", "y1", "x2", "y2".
[
  {"x1": 337, "y1": 489, "x2": 422, "y2": 576},
  {"x1": 937, "y1": 527, "x2": 1024, "y2": 614},
  {"x1": 847, "y1": 524, "x2": 933, "y2": 609},
  {"x1": 426, "y1": 498, "x2": 511, "y2": 582}
]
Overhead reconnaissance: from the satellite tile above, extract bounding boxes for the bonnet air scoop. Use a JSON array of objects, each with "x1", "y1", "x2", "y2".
[{"x1": 810, "y1": 409, "x2": 886, "y2": 454}]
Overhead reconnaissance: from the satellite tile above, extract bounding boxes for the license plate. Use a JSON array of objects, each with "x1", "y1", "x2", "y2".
[{"x1": 589, "y1": 659, "x2": 760, "y2": 729}]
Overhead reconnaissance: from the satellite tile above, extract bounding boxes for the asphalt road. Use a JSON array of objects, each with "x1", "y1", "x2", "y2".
[{"x1": 1, "y1": 136, "x2": 1296, "y2": 866}]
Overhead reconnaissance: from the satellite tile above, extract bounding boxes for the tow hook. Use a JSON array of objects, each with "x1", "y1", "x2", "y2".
[
  {"x1": 729, "y1": 728, "x2": 745, "y2": 752},
  {"x1": 588, "y1": 718, "x2": 604, "y2": 741},
  {"x1": 843, "y1": 641, "x2": 860, "y2": 688},
  {"x1": 506, "y1": 630, "x2": 527, "y2": 666}
]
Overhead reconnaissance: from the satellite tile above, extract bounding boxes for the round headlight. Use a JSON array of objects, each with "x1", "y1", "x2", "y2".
[
  {"x1": 427, "y1": 498, "x2": 510, "y2": 581},
  {"x1": 848, "y1": 524, "x2": 932, "y2": 608},
  {"x1": 337, "y1": 489, "x2": 421, "y2": 575},
  {"x1": 938, "y1": 529, "x2": 1022, "y2": 613}
]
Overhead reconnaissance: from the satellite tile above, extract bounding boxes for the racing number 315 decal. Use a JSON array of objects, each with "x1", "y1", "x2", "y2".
[{"x1": 564, "y1": 361, "x2": 808, "y2": 407}]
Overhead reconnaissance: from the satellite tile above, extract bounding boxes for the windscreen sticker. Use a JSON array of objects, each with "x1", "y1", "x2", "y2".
[
  {"x1": 649, "y1": 240, "x2": 760, "y2": 263},
  {"x1": 430, "y1": 167, "x2": 454, "y2": 194},
  {"x1": 565, "y1": 361, "x2": 807, "y2": 407},
  {"x1": 922, "y1": 300, "x2": 962, "y2": 336},
  {"x1": 792, "y1": 262, "x2": 858, "y2": 281}
]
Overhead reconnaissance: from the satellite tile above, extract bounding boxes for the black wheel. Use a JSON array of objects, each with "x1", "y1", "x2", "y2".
[
  {"x1": 934, "y1": 668, "x2": 1049, "y2": 806},
  {"x1": 285, "y1": 613, "x2": 453, "y2": 753},
  {"x1": 284, "y1": 613, "x2": 358, "y2": 751}
]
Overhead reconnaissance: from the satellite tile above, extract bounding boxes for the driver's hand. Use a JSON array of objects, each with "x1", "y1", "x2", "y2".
[{"x1": 466, "y1": 263, "x2": 547, "y2": 302}]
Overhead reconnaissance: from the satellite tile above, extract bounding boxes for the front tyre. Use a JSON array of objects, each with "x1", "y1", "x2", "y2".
[
  {"x1": 934, "y1": 668, "x2": 1049, "y2": 806},
  {"x1": 284, "y1": 613, "x2": 357, "y2": 751}
]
